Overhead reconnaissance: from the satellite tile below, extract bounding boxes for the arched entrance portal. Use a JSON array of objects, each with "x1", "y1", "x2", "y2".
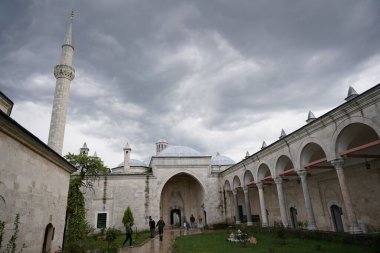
[
  {"x1": 170, "y1": 208, "x2": 181, "y2": 226},
  {"x1": 160, "y1": 173, "x2": 204, "y2": 227}
]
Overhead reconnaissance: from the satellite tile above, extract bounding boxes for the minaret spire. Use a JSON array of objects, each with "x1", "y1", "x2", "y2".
[
  {"x1": 48, "y1": 10, "x2": 76, "y2": 154},
  {"x1": 63, "y1": 9, "x2": 74, "y2": 47}
]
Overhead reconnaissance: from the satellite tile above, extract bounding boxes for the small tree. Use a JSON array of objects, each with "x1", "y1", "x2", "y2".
[
  {"x1": 64, "y1": 153, "x2": 108, "y2": 247},
  {"x1": 122, "y1": 206, "x2": 134, "y2": 226},
  {"x1": 65, "y1": 152, "x2": 109, "y2": 188}
]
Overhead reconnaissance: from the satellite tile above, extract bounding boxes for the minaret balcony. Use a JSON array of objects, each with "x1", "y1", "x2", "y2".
[{"x1": 54, "y1": 64, "x2": 75, "y2": 81}]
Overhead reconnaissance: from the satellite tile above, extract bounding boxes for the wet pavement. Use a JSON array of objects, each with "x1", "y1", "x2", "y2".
[{"x1": 119, "y1": 228, "x2": 201, "y2": 253}]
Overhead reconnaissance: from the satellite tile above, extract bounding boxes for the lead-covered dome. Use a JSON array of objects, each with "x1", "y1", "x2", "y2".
[
  {"x1": 158, "y1": 145, "x2": 203, "y2": 157},
  {"x1": 118, "y1": 159, "x2": 147, "y2": 167},
  {"x1": 211, "y1": 152, "x2": 235, "y2": 165}
]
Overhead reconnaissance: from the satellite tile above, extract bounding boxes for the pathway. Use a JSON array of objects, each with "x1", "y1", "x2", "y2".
[{"x1": 119, "y1": 228, "x2": 201, "y2": 253}]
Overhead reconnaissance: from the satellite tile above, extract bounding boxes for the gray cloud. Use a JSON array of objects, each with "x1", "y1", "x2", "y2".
[{"x1": 1, "y1": 0, "x2": 379, "y2": 166}]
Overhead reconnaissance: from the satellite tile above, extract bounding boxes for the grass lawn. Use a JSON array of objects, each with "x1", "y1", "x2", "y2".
[
  {"x1": 65, "y1": 230, "x2": 151, "y2": 252},
  {"x1": 172, "y1": 231, "x2": 377, "y2": 253}
]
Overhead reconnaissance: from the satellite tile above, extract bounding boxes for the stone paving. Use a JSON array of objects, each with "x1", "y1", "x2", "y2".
[{"x1": 119, "y1": 228, "x2": 201, "y2": 253}]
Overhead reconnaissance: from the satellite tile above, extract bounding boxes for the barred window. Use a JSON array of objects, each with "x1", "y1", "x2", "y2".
[{"x1": 97, "y1": 213, "x2": 107, "y2": 229}]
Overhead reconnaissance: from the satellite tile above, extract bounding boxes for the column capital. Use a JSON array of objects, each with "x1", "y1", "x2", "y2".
[
  {"x1": 256, "y1": 182, "x2": 263, "y2": 189},
  {"x1": 243, "y1": 186, "x2": 249, "y2": 193},
  {"x1": 330, "y1": 158, "x2": 345, "y2": 169},
  {"x1": 274, "y1": 176, "x2": 283, "y2": 184},
  {"x1": 232, "y1": 189, "x2": 237, "y2": 195},
  {"x1": 297, "y1": 169, "x2": 308, "y2": 178}
]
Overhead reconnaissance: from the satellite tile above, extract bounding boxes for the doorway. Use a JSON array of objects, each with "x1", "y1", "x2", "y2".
[
  {"x1": 290, "y1": 207, "x2": 298, "y2": 228},
  {"x1": 170, "y1": 208, "x2": 181, "y2": 226},
  {"x1": 238, "y1": 205, "x2": 244, "y2": 222},
  {"x1": 42, "y1": 223, "x2": 54, "y2": 253},
  {"x1": 330, "y1": 204, "x2": 344, "y2": 232}
]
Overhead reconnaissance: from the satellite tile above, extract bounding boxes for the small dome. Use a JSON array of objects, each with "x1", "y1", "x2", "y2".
[
  {"x1": 158, "y1": 145, "x2": 202, "y2": 157},
  {"x1": 211, "y1": 152, "x2": 235, "y2": 166},
  {"x1": 156, "y1": 139, "x2": 168, "y2": 143},
  {"x1": 118, "y1": 159, "x2": 147, "y2": 167}
]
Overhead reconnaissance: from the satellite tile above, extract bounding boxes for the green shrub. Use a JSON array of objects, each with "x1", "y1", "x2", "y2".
[
  {"x1": 211, "y1": 223, "x2": 229, "y2": 230},
  {"x1": 273, "y1": 222, "x2": 285, "y2": 240},
  {"x1": 106, "y1": 228, "x2": 119, "y2": 242},
  {"x1": 0, "y1": 214, "x2": 21, "y2": 253},
  {"x1": 122, "y1": 206, "x2": 134, "y2": 226}
]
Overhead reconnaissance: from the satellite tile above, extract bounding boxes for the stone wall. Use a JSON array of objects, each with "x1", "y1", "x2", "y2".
[{"x1": 0, "y1": 123, "x2": 73, "y2": 252}]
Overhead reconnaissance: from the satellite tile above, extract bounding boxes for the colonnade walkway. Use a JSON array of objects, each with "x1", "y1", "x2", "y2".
[{"x1": 119, "y1": 228, "x2": 201, "y2": 253}]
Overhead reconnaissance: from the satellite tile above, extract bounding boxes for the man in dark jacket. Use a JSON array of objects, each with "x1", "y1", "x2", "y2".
[
  {"x1": 122, "y1": 221, "x2": 133, "y2": 247},
  {"x1": 149, "y1": 216, "x2": 156, "y2": 238},
  {"x1": 156, "y1": 217, "x2": 165, "y2": 241}
]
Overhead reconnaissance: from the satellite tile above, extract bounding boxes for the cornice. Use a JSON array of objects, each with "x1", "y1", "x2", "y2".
[
  {"x1": 220, "y1": 84, "x2": 380, "y2": 177},
  {"x1": 0, "y1": 111, "x2": 76, "y2": 174}
]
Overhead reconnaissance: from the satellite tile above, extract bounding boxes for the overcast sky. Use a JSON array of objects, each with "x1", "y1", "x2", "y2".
[{"x1": 1, "y1": 0, "x2": 379, "y2": 168}]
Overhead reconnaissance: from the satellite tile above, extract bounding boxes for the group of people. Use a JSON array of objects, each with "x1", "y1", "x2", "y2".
[
  {"x1": 183, "y1": 214, "x2": 199, "y2": 230},
  {"x1": 122, "y1": 216, "x2": 166, "y2": 248},
  {"x1": 122, "y1": 213, "x2": 202, "y2": 247},
  {"x1": 149, "y1": 216, "x2": 166, "y2": 241}
]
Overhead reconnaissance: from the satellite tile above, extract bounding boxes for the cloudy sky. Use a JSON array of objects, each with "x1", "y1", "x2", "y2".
[{"x1": 1, "y1": 0, "x2": 379, "y2": 168}]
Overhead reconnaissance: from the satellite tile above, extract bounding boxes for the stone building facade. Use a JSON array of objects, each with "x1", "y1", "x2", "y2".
[
  {"x1": 0, "y1": 93, "x2": 76, "y2": 252},
  {"x1": 221, "y1": 84, "x2": 380, "y2": 234},
  {"x1": 83, "y1": 84, "x2": 380, "y2": 234},
  {"x1": 83, "y1": 143, "x2": 234, "y2": 231}
]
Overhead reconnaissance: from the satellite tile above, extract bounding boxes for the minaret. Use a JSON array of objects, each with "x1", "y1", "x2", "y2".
[
  {"x1": 80, "y1": 142, "x2": 89, "y2": 155},
  {"x1": 123, "y1": 142, "x2": 132, "y2": 172},
  {"x1": 48, "y1": 10, "x2": 75, "y2": 154}
]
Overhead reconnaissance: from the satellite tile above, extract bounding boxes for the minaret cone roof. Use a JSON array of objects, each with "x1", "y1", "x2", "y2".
[
  {"x1": 306, "y1": 110, "x2": 316, "y2": 123},
  {"x1": 345, "y1": 86, "x2": 359, "y2": 101}
]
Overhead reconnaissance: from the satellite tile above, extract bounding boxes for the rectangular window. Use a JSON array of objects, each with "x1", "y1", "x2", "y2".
[{"x1": 97, "y1": 213, "x2": 107, "y2": 229}]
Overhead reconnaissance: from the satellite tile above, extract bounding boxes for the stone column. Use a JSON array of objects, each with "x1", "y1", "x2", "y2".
[
  {"x1": 232, "y1": 189, "x2": 241, "y2": 224},
  {"x1": 297, "y1": 170, "x2": 317, "y2": 230},
  {"x1": 274, "y1": 177, "x2": 288, "y2": 227},
  {"x1": 331, "y1": 158, "x2": 362, "y2": 234},
  {"x1": 256, "y1": 182, "x2": 268, "y2": 227},
  {"x1": 243, "y1": 186, "x2": 253, "y2": 226}
]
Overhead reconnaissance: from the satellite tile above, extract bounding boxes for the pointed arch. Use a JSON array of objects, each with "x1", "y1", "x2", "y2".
[
  {"x1": 256, "y1": 163, "x2": 272, "y2": 181},
  {"x1": 275, "y1": 155, "x2": 294, "y2": 176},
  {"x1": 335, "y1": 122, "x2": 379, "y2": 160},
  {"x1": 243, "y1": 170, "x2": 254, "y2": 187},
  {"x1": 233, "y1": 175, "x2": 242, "y2": 189}
]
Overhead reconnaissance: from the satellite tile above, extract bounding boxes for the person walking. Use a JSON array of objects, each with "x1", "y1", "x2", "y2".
[
  {"x1": 122, "y1": 221, "x2": 133, "y2": 247},
  {"x1": 149, "y1": 216, "x2": 156, "y2": 239},
  {"x1": 156, "y1": 216, "x2": 165, "y2": 241},
  {"x1": 190, "y1": 214, "x2": 195, "y2": 229}
]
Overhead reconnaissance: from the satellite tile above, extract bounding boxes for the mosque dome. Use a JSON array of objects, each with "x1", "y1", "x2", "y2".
[
  {"x1": 158, "y1": 145, "x2": 203, "y2": 157},
  {"x1": 211, "y1": 152, "x2": 235, "y2": 166},
  {"x1": 156, "y1": 138, "x2": 168, "y2": 143},
  {"x1": 118, "y1": 159, "x2": 147, "y2": 167}
]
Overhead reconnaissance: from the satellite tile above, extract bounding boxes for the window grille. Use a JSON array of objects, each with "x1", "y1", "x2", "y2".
[{"x1": 97, "y1": 213, "x2": 107, "y2": 229}]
